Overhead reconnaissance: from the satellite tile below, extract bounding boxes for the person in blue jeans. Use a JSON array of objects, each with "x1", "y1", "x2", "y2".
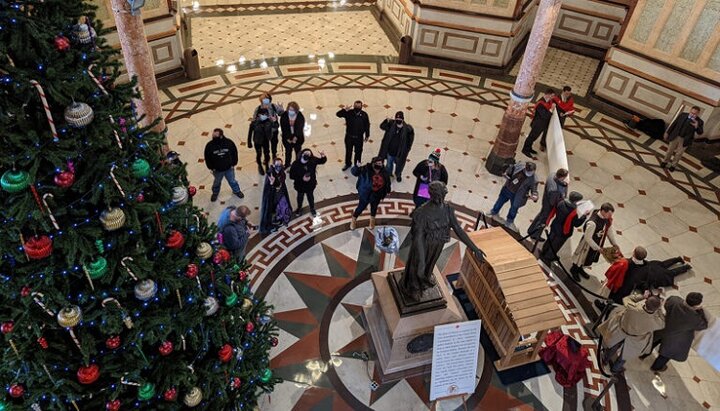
[
  {"x1": 350, "y1": 157, "x2": 392, "y2": 230},
  {"x1": 379, "y1": 111, "x2": 414, "y2": 183},
  {"x1": 488, "y1": 161, "x2": 539, "y2": 231},
  {"x1": 203, "y1": 128, "x2": 244, "y2": 202}
]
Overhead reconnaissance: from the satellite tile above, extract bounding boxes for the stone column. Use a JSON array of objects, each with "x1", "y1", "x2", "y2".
[
  {"x1": 110, "y1": 0, "x2": 168, "y2": 148},
  {"x1": 485, "y1": 0, "x2": 562, "y2": 175}
]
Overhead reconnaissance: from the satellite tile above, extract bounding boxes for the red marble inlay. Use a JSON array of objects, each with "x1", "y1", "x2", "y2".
[
  {"x1": 617, "y1": 203, "x2": 624, "y2": 208},
  {"x1": 662, "y1": 237, "x2": 669, "y2": 242},
  {"x1": 177, "y1": 141, "x2": 186, "y2": 146},
  {"x1": 663, "y1": 206, "x2": 671, "y2": 212},
  {"x1": 689, "y1": 226, "x2": 697, "y2": 232},
  {"x1": 638, "y1": 190, "x2": 646, "y2": 195},
  {"x1": 693, "y1": 376, "x2": 701, "y2": 383},
  {"x1": 613, "y1": 175, "x2": 621, "y2": 180},
  {"x1": 705, "y1": 278, "x2": 713, "y2": 284},
  {"x1": 639, "y1": 218, "x2": 646, "y2": 224},
  {"x1": 589, "y1": 162, "x2": 597, "y2": 167},
  {"x1": 473, "y1": 118, "x2": 480, "y2": 122},
  {"x1": 201, "y1": 131, "x2": 209, "y2": 136}
]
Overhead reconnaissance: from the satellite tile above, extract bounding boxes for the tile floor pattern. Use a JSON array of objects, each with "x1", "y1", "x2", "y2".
[
  {"x1": 510, "y1": 48, "x2": 601, "y2": 97},
  {"x1": 189, "y1": 11, "x2": 397, "y2": 68},
  {"x1": 163, "y1": 60, "x2": 720, "y2": 410}
]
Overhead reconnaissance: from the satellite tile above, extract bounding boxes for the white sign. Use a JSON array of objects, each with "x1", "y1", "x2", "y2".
[{"x1": 429, "y1": 320, "x2": 482, "y2": 401}]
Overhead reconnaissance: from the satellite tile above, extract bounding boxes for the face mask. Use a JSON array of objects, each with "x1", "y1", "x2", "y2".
[
  {"x1": 301, "y1": 154, "x2": 310, "y2": 162},
  {"x1": 274, "y1": 163, "x2": 282, "y2": 170},
  {"x1": 259, "y1": 114, "x2": 268, "y2": 121},
  {"x1": 354, "y1": 107, "x2": 361, "y2": 112},
  {"x1": 262, "y1": 98, "x2": 270, "y2": 105},
  {"x1": 373, "y1": 164, "x2": 382, "y2": 170},
  {"x1": 524, "y1": 170, "x2": 534, "y2": 177},
  {"x1": 395, "y1": 120, "x2": 403, "y2": 126},
  {"x1": 288, "y1": 110, "x2": 296, "y2": 117}
]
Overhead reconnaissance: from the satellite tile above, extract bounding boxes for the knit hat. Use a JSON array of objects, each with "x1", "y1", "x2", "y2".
[
  {"x1": 429, "y1": 148, "x2": 441, "y2": 163},
  {"x1": 569, "y1": 191, "x2": 583, "y2": 203},
  {"x1": 395, "y1": 111, "x2": 404, "y2": 120},
  {"x1": 686, "y1": 292, "x2": 703, "y2": 307},
  {"x1": 645, "y1": 296, "x2": 662, "y2": 312}
]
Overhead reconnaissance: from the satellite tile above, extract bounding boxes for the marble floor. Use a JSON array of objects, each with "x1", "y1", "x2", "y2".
[
  {"x1": 509, "y1": 48, "x2": 600, "y2": 97},
  {"x1": 161, "y1": 57, "x2": 720, "y2": 409}
]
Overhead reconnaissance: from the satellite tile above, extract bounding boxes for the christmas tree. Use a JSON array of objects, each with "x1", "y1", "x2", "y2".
[{"x1": 0, "y1": 1, "x2": 278, "y2": 409}]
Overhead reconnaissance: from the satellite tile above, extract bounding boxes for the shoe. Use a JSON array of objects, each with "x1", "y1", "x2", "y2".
[
  {"x1": 258, "y1": 165, "x2": 265, "y2": 176},
  {"x1": 578, "y1": 269, "x2": 590, "y2": 280},
  {"x1": 521, "y1": 149, "x2": 533, "y2": 158},
  {"x1": 594, "y1": 299, "x2": 607, "y2": 311},
  {"x1": 350, "y1": 217, "x2": 357, "y2": 230},
  {"x1": 342, "y1": 165, "x2": 351, "y2": 171},
  {"x1": 369, "y1": 217, "x2": 376, "y2": 230},
  {"x1": 660, "y1": 161, "x2": 667, "y2": 168},
  {"x1": 668, "y1": 166, "x2": 676, "y2": 172},
  {"x1": 639, "y1": 353, "x2": 651, "y2": 360},
  {"x1": 529, "y1": 148, "x2": 538, "y2": 155},
  {"x1": 234, "y1": 191, "x2": 245, "y2": 199},
  {"x1": 294, "y1": 209, "x2": 302, "y2": 217},
  {"x1": 505, "y1": 222, "x2": 518, "y2": 232},
  {"x1": 652, "y1": 365, "x2": 668, "y2": 373},
  {"x1": 211, "y1": 193, "x2": 218, "y2": 202},
  {"x1": 486, "y1": 211, "x2": 498, "y2": 218},
  {"x1": 570, "y1": 271, "x2": 581, "y2": 282},
  {"x1": 540, "y1": 145, "x2": 546, "y2": 152},
  {"x1": 396, "y1": 176, "x2": 402, "y2": 183},
  {"x1": 571, "y1": 265, "x2": 590, "y2": 280},
  {"x1": 311, "y1": 210, "x2": 317, "y2": 217}
]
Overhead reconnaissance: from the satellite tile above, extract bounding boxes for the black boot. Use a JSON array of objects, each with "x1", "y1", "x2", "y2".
[
  {"x1": 571, "y1": 264, "x2": 590, "y2": 280},
  {"x1": 258, "y1": 164, "x2": 265, "y2": 176}
]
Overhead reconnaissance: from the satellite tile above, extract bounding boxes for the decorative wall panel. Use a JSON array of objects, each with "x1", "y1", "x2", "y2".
[
  {"x1": 629, "y1": 0, "x2": 666, "y2": 44},
  {"x1": 654, "y1": 0, "x2": 696, "y2": 53},
  {"x1": 680, "y1": 0, "x2": 720, "y2": 62}
]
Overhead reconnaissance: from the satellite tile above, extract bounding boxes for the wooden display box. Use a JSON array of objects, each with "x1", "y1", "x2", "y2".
[{"x1": 458, "y1": 227, "x2": 566, "y2": 370}]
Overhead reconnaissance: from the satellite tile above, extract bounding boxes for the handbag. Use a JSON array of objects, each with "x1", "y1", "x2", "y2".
[
  {"x1": 417, "y1": 163, "x2": 433, "y2": 199},
  {"x1": 375, "y1": 226, "x2": 399, "y2": 254}
]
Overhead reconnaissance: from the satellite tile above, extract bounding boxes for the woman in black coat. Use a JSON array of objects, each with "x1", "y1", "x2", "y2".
[
  {"x1": 279, "y1": 101, "x2": 305, "y2": 167},
  {"x1": 288, "y1": 148, "x2": 327, "y2": 217},
  {"x1": 411, "y1": 149, "x2": 448, "y2": 207}
]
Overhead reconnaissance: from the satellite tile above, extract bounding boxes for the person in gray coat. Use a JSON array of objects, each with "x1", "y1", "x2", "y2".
[
  {"x1": 488, "y1": 161, "x2": 539, "y2": 231},
  {"x1": 643, "y1": 292, "x2": 708, "y2": 372},
  {"x1": 528, "y1": 168, "x2": 568, "y2": 240},
  {"x1": 221, "y1": 205, "x2": 254, "y2": 261}
]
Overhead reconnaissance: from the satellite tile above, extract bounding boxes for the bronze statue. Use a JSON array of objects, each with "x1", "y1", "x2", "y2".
[{"x1": 400, "y1": 181, "x2": 485, "y2": 300}]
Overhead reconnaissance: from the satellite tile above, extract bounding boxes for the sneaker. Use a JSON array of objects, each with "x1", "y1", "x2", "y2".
[
  {"x1": 342, "y1": 165, "x2": 351, "y2": 171},
  {"x1": 294, "y1": 209, "x2": 302, "y2": 217},
  {"x1": 668, "y1": 166, "x2": 675, "y2": 172},
  {"x1": 529, "y1": 148, "x2": 538, "y2": 155},
  {"x1": 505, "y1": 222, "x2": 518, "y2": 232},
  {"x1": 521, "y1": 149, "x2": 533, "y2": 158},
  {"x1": 660, "y1": 161, "x2": 667, "y2": 168},
  {"x1": 594, "y1": 299, "x2": 607, "y2": 311},
  {"x1": 396, "y1": 176, "x2": 402, "y2": 183},
  {"x1": 234, "y1": 191, "x2": 245, "y2": 199},
  {"x1": 211, "y1": 193, "x2": 218, "y2": 202},
  {"x1": 486, "y1": 210, "x2": 498, "y2": 218},
  {"x1": 311, "y1": 210, "x2": 317, "y2": 217}
]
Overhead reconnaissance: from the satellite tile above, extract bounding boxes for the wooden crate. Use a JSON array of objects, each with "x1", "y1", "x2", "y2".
[{"x1": 459, "y1": 227, "x2": 566, "y2": 370}]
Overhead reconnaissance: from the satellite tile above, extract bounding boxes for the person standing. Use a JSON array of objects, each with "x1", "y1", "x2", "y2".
[
  {"x1": 661, "y1": 106, "x2": 704, "y2": 172},
  {"x1": 203, "y1": 128, "x2": 244, "y2": 202},
  {"x1": 488, "y1": 161, "x2": 539, "y2": 232},
  {"x1": 337, "y1": 100, "x2": 370, "y2": 171},
  {"x1": 522, "y1": 89, "x2": 555, "y2": 157},
  {"x1": 528, "y1": 168, "x2": 568, "y2": 240},
  {"x1": 349, "y1": 157, "x2": 392, "y2": 230},
  {"x1": 221, "y1": 205, "x2": 253, "y2": 260},
  {"x1": 289, "y1": 148, "x2": 327, "y2": 217},
  {"x1": 379, "y1": 111, "x2": 414, "y2": 182},
  {"x1": 252, "y1": 92, "x2": 284, "y2": 159},
  {"x1": 279, "y1": 101, "x2": 305, "y2": 168},
  {"x1": 411, "y1": 148, "x2": 448, "y2": 207},
  {"x1": 248, "y1": 107, "x2": 273, "y2": 175},
  {"x1": 571, "y1": 203, "x2": 619, "y2": 281},
  {"x1": 644, "y1": 293, "x2": 708, "y2": 373},
  {"x1": 259, "y1": 158, "x2": 292, "y2": 235},
  {"x1": 540, "y1": 191, "x2": 587, "y2": 264},
  {"x1": 553, "y1": 86, "x2": 575, "y2": 127}
]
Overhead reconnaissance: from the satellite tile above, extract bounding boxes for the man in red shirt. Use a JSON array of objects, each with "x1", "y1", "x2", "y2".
[
  {"x1": 522, "y1": 89, "x2": 555, "y2": 157},
  {"x1": 546, "y1": 86, "x2": 575, "y2": 152}
]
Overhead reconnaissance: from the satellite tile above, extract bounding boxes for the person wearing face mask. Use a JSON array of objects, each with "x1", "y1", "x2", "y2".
[
  {"x1": 488, "y1": 161, "x2": 539, "y2": 232},
  {"x1": 411, "y1": 148, "x2": 448, "y2": 207},
  {"x1": 349, "y1": 157, "x2": 392, "y2": 230},
  {"x1": 337, "y1": 100, "x2": 370, "y2": 171},
  {"x1": 527, "y1": 168, "x2": 568, "y2": 240},
  {"x1": 259, "y1": 158, "x2": 292, "y2": 235},
  {"x1": 379, "y1": 111, "x2": 414, "y2": 183},
  {"x1": 221, "y1": 205, "x2": 254, "y2": 261},
  {"x1": 661, "y1": 106, "x2": 704, "y2": 172},
  {"x1": 253, "y1": 92, "x2": 285, "y2": 159},
  {"x1": 248, "y1": 107, "x2": 273, "y2": 175},
  {"x1": 570, "y1": 202, "x2": 620, "y2": 281},
  {"x1": 522, "y1": 89, "x2": 555, "y2": 157},
  {"x1": 289, "y1": 149, "x2": 327, "y2": 217},
  {"x1": 203, "y1": 128, "x2": 244, "y2": 202},
  {"x1": 539, "y1": 191, "x2": 588, "y2": 265},
  {"x1": 280, "y1": 101, "x2": 305, "y2": 167}
]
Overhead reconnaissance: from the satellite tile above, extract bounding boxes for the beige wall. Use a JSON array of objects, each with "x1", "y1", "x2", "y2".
[{"x1": 553, "y1": 0, "x2": 627, "y2": 48}]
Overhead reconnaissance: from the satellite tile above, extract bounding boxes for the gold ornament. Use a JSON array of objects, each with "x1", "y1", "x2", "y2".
[
  {"x1": 100, "y1": 207, "x2": 126, "y2": 231},
  {"x1": 57, "y1": 306, "x2": 82, "y2": 328},
  {"x1": 183, "y1": 387, "x2": 203, "y2": 407},
  {"x1": 196, "y1": 242, "x2": 212, "y2": 259},
  {"x1": 242, "y1": 298, "x2": 252, "y2": 310}
]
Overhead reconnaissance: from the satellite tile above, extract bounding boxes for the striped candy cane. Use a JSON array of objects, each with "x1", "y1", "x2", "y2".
[
  {"x1": 42, "y1": 193, "x2": 59, "y2": 230},
  {"x1": 88, "y1": 65, "x2": 123, "y2": 149},
  {"x1": 29, "y1": 80, "x2": 59, "y2": 142}
]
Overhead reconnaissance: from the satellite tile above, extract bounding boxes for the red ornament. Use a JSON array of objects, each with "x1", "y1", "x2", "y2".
[
  {"x1": 106, "y1": 335, "x2": 121, "y2": 350},
  {"x1": 213, "y1": 249, "x2": 231, "y2": 265},
  {"x1": 136, "y1": 193, "x2": 145, "y2": 203},
  {"x1": 166, "y1": 230, "x2": 185, "y2": 249},
  {"x1": 106, "y1": 399, "x2": 121, "y2": 411},
  {"x1": 20, "y1": 286, "x2": 31, "y2": 297},
  {"x1": 218, "y1": 344, "x2": 233, "y2": 363},
  {"x1": 38, "y1": 336, "x2": 49, "y2": 349},
  {"x1": 238, "y1": 271, "x2": 248, "y2": 282},
  {"x1": 188, "y1": 186, "x2": 197, "y2": 197},
  {"x1": 54, "y1": 35, "x2": 70, "y2": 51},
  {"x1": 231, "y1": 377, "x2": 242, "y2": 389},
  {"x1": 23, "y1": 235, "x2": 53, "y2": 260},
  {"x1": 245, "y1": 322, "x2": 255, "y2": 333},
  {"x1": 186, "y1": 263, "x2": 199, "y2": 279},
  {"x1": 8, "y1": 384, "x2": 25, "y2": 398},
  {"x1": 270, "y1": 337, "x2": 278, "y2": 347},
  {"x1": 158, "y1": 340, "x2": 174, "y2": 356},
  {"x1": 1, "y1": 321, "x2": 14, "y2": 334},
  {"x1": 77, "y1": 364, "x2": 100, "y2": 384},
  {"x1": 163, "y1": 387, "x2": 177, "y2": 402},
  {"x1": 54, "y1": 170, "x2": 75, "y2": 188}
]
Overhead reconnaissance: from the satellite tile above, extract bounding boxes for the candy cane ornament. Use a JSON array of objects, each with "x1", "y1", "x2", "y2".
[
  {"x1": 29, "y1": 80, "x2": 59, "y2": 142},
  {"x1": 121, "y1": 257, "x2": 138, "y2": 281},
  {"x1": 87, "y1": 65, "x2": 124, "y2": 149},
  {"x1": 101, "y1": 298, "x2": 134, "y2": 329},
  {"x1": 32, "y1": 292, "x2": 82, "y2": 351},
  {"x1": 42, "y1": 193, "x2": 59, "y2": 230},
  {"x1": 109, "y1": 164, "x2": 126, "y2": 197}
]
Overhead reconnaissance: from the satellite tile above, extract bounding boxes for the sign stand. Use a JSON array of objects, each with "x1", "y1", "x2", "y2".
[{"x1": 430, "y1": 394, "x2": 468, "y2": 411}]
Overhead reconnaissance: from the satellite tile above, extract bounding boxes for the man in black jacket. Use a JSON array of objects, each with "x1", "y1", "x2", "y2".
[
  {"x1": 379, "y1": 111, "x2": 414, "y2": 182},
  {"x1": 528, "y1": 168, "x2": 568, "y2": 240},
  {"x1": 522, "y1": 89, "x2": 555, "y2": 157},
  {"x1": 203, "y1": 128, "x2": 244, "y2": 202},
  {"x1": 248, "y1": 107, "x2": 273, "y2": 176},
  {"x1": 540, "y1": 191, "x2": 587, "y2": 264},
  {"x1": 337, "y1": 100, "x2": 370, "y2": 171},
  {"x1": 661, "y1": 106, "x2": 704, "y2": 172}
]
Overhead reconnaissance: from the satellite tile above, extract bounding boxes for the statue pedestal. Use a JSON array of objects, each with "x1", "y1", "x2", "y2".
[{"x1": 363, "y1": 269, "x2": 466, "y2": 381}]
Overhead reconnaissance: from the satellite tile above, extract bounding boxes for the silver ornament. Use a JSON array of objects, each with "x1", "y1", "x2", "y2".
[
  {"x1": 171, "y1": 186, "x2": 188, "y2": 205},
  {"x1": 204, "y1": 296, "x2": 219, "y2": 316},
  {"x1": 134, "y1": 279, "x2": 157, "y2": 301},
  {"x1": 64, "y1": 102, "x2": 94, "y2": 127}
]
